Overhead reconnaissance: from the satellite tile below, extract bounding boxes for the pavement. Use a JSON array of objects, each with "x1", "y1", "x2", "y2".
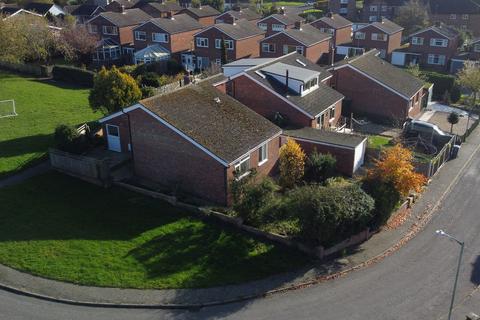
[
  {"x1": 1, "y1": 124, "x2": 480, "y2": 313},
  {"x1": 419, "y1": 102, "x2": 479, "y2": 136}
]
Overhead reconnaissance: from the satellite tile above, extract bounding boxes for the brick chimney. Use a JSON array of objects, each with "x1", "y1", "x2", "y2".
[
  {"x1": 294, "y1": 20, "x2": 303, "y2": 30},
  {"x1": 121, "y1": 4, "x2": 125, "y2": 13}
]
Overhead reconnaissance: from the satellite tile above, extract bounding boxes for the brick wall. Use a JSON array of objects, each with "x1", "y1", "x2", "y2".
[
  {"x1": 133, "y1": 22, "x2": 199, "y2": 53},
  {"x1": 257, "y1": 16, "x2": 294, "y2": 37},
  {"x1": 310, "y1": 21, "x2": 352, "y2": 46},
  {"x1": 431, "y1": 14, "x2": 480, "y2": 37},
  {"x1": 102, "y1": 114, "x2": 131, "y2": 153},
  {"x1": 353, "y1": 25, "x2": 402, "y2": 59}
]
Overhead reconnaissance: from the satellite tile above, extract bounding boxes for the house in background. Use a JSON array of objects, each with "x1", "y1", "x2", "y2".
[
  {"x1": 391, "y1": 25, "x2": 460, "y2": 72},
  {"x1": 349, "y1": 18, "x2": 403, "y2": 60},
  {"x1": 330, "y1": 50, "x2": 425, "y2": 122},
  {"x1": 191, "y1": 20, "x2": 265, "y2": 68},
  {"x1": 215, "y1": 7, "x2": 262, "y2": 24},
  {"x1": 70, "y1": 4, "x2": 105, "y2": 24},
  {"x1": 310, "y1": 13, "x2": 353, "y2": 47},
  {"x1": 104, "y1": 0, "x2": 139, "y2": 13},
  {"x1": 24, "y1": 2, "x2": 65, "y2": 17},
  {"x1": 99, "y1": 78, "x2": 282, "y2": 205},
  {"x1": 259, "y1": 23, "x2": 332, "y2": 64},
  {"x1": 256, "y1": 13, "x2": 304, "y2": 37},
  {"x1": 429, "y1": 0, "x2": 480, "y2": 36},
  {"x1": 362, "y1": 0, "x2": 407, "y2": 23},
  {"x1": 178, "y1": 5, "x2": 220, "y2": 26},
  {"x1": 87, "y1": 8, "x2": 151, "y2": 64},
  {"x1": 133, "y1": 1, "x2": 182, "y2": 18},
  {"x1": 327, "y1": 0, "x2": 357, "y2": 21},
  {"x1": 132, "y1": 13, "x2": 202, "y2": 64},
  {"x1": 450, "y1": 38, "x2": 480, "y2": 73}
]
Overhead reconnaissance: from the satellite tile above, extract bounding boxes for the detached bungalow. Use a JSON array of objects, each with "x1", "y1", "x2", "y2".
[
  {"x1": 330, "y1": 50, "x2": 425, "y2": 122},
  {"x1": 99, "y1": 79, "x2": 282, "y2": 205}
]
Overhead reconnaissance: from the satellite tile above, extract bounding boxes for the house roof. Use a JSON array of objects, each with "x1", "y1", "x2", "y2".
[
  {"x1": 360, "y1": 18, "x2": 403, "y2": 34},
  {"x1": 181, "y1": 5, "x2": 220, "y2": 17},
  {"x1": 96, "y1": 8, "x2": 151, "y2": 27},
  {"x1": 24, "y1": 2, "x2": 55, "y2": 15},
  {"x1": 283, "y1": 128, "x2": 366, "y2": 148},
  {"x1": 143, "y1": 1, "x2": 183, "y2": 12},
  {"x1": 311, "y1": 13, "x2": 352, "y2": 29},
  {"x1": 109, "y1": 0, "x2": 140, "y2": 9},
  {"x1": 0, "y1": 5, "x2": 20, "y2": 15},
  {"x1": 139, "y1": 76, "x2": 281, "y2": 164},
  {"x1": 243, "y1": 53, "x2": 344, "y2": 117},
  {"x1": 198, "y1": 19, "x2": 265, "y2": 40},
  {"x1": 261, "y1": 62, "x2": 320, "y2": 81},
  {"x1": 471, "y1": 37, "x2": 480, "y2": 44},
  {"x1": 409, "y1": 25, "x2": 459, "y2": 39},
  {"x1": 258, "y1": 13, "x2": 303, "y2": 25},
  {"x1": 218, "y1": 7, "x2": 262, "y2": 21},
  {"x1": 281, "y1": 24, "x2": 331, "y2": 46},
  {"x1": 429, "y1": 0, "x2": 480, "y2": 14},
  {"x1": 71, "y1": 4, "x2": 103, "y2": 16},
  {"x1": 63, "y1": 4, "x2": 80, "y2": 14},
  {"x1": 338, "y1": 50, "x2": 424, "y2": 98},
  {"x1": 223, "y1": 58, "x2": 275, "y2": 67},
  {"x1": 140, "y1": 13, "x2": 202, "y2": 33}
]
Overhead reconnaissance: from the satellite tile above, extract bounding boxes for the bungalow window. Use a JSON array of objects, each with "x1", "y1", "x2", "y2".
[
  {"x1": 262, "y1": 43, "x2": 276, "y2": 53},
  {"x1": 272, "y1": 24, "x2": 285, "y2": 31},
  {"x1": 355, "y1": 32, "x2": 366, "y2": 40},
  {"x1": 87, "y1": 24, "x2": 97, "y2": 34},
  {"x1": 258, "y1": 22, "x2": 268, "y2": 30},
  {"x1": 234, "y1": 156, "x2": 250, "y2": 179},
  {"x1": 258, "y1": 143, "x2": 268, "y2": 165},
  {"x1": 152, "y1": 33, "x2": 169, "y2": 43},
  {"x1": 411, "y1": 37, "x2": 424, "y2": 45},
  {"x1": 430, "y1": 38, "x2": 448, "y2": 47},
  {"x1": 196, "y1": 37, "x2": 209, "y2": 48},
  {"x1": 427, "y1": 54, "x2": 446, "y2": 65},
  {"x1": 102, "y1": 25, "x2": 118, "y2": 35},
  {"x1": 134, "y1": 31, "x2": 147, "y2": 41},
  {"x1": 371, "y1": 33, "x2": 387, "y2": 41}
]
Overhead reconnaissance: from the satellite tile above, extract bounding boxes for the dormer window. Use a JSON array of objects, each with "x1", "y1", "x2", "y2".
[{"x1": 301, "y1": 77, "x2": 319, "y2": 96}]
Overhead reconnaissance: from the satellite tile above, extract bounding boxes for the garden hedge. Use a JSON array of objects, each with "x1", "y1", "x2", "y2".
[
  {"x1": 421, "y1": 71, "x2": 455, "y2": 100},
  {"x1": 52, "y1": 65, "x2": 95, "y2": 87}
]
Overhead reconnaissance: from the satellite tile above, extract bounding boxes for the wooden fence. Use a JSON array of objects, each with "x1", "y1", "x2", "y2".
[{"x1": 414, "y1": 135, "x2": 456, "y2": 178}]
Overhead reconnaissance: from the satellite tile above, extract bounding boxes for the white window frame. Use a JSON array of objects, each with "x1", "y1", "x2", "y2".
[
  {"x1": 474, "y1": 43, "x2": 480, "y2": 53},
  {"x1": 371, "y1": 33, "x2": 387, "y2": 41},
  {"x1": 369, "y1": 15, "x2": 377, "y2": 22},
  {"x1": 102, "y1": 25, "x2": 118, "y2": 35},
  {"x1": 234, "y1": 156, "x2": 251, "y2": 179},
  {"x1": 296, "y1": 46, "x2": 304, "y2": 55},
  {"x1": 272, "y1": 23, "x2": 285, "y2": 31},
  {"x1": 462, "y1": 14, "x2": 469, "y2": 20},
  {"x1": 215, "y1": 39, "x2": 234, "y2": 50},
  {"x1": 381, "y1": 5, "x2": 388, "y2": 11},
  {"x1": 262, "y1": 42, "x2": 275, "y2": 53},
  {"x1": 134, "y1": 31, "x2": 147, "y2": 41},
  {"x1": 430, "y1": 38, "x2": 448, "y2": 47},
  {"x1": 258, "y1": 22, "x2": 267, "y2": 31},
  {"x1": 370, "y1": 5, "x2": 378, "y2": 12},
  {"x1": 427, "y1": 54, "x2": 446, "y2": 65},
  {"x1": 411, "y1": 36, "x2": 424, "y2": 45},
  {"x1": 88, "y1": 24, "x2": 97, "y2": 34},
  {"x1": 152, "y1": 32, "x2": 169, "y2": 43},
  {"x1": 258, "y1": 143, "x2": 268, "y2": 166},
  {"x1": 196, "y1": 37, "x2": 209, "y2": 48},
  {"x1": 215, "y1": 58, "x2": 221, "y2": 65},
  {"x1": 329, "y1": 107, "x2": 335, "y2": 122},
  {"x1": 355, "y1": 32, "x2": 366, "y2": 40},
  {"x1": 449, "y1": 14, "x2": 456, "y2": 20}
]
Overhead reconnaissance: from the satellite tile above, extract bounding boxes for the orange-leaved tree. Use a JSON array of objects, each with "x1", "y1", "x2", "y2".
[
  {"x1": 368, "y1": 144, "x2": 426, "y2": 197},
  {"x1": 279, "y1": 139, "x2": 306, "y2": 188}
]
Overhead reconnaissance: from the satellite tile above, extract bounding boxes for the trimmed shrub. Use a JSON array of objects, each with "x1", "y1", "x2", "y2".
[
  {"x1": 362, "y1": 177, "x2": 401, "y2": 228},
  {"x1": 54, "y1": 124, "x2": 87, "y2": 154},
  {"x1": 421, "y1": 71, "x2": 455, "y2": 100},
  {"x1": 140, "y1": 72, "x2": 162, "y2": 87},
  {"x1": 141, "y1": 86, "x2": 155, "y2": 98},
  {"x1": 450, "y1": 85, "x2": 461, "y2": 103},
  {"x1": 52, "y1": 65, "x2": 95, "y2": 87},
  {"x1": 304, "y1": 150, "x2": 336, "y2": 183}
]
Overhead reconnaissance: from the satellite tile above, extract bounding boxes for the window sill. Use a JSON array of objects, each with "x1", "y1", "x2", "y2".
[
  {"x1": 258, "y1": 159, "x2": 268, "y2": 167},
  {"x1": 235, "y1": 171, "x2": 251, "y2": 181}
]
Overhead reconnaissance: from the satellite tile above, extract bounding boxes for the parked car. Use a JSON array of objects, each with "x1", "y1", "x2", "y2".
[{"x1": 403, "y1": 119, "x2": 451, "y2": 137}]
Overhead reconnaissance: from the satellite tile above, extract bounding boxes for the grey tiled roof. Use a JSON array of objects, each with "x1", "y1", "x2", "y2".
[
  {"x1": 429, "y1": 25, "x2": 460, "y2": 39},
  {"x1": 282, "y1": 24, "x2": 331, "y2": 46},
  {"x1": 146, "y1": 13, "x2": 202, "y2": 33},
  {"x1": 260, "y1": 13, "x2": 303, "y2": 25},
  {"x1": 261, "y1": 62, "x2": 320, "y2": 81},
  {"x1": 182, "y1": 5, "x2": 220, "y2": 17},
  {"x1": 367, "y1": 18, "x2": 403, "y2": 34},
  {"x1": 145, "y1": 2, "x2": 183, "y2": 12},
  {"x1": 311, "y1": 14, "x2": 352, "y2": 29},
  {"x1": 208, "y1": 19, "x2": 265, "y2": 40},
  {"x1": 99, "y1": 8, "x2": 151, "y2": 27},
  {"x1": 24, "y1": 2, "x2": 53, "y2": 14},
  {"x1": 71, "y1": 4, "x2": 103, "y2": 16},
  {"x1": 246, "y1": 53, "x2": 344, "y2": 117},
  {"x1": 429, "y1": 0, "x2": 480, "y2": 14},
  {"x1": 283, "y1": 128, "x2": 366, "y2": 148},
  {"x1": 346, "y1": 50, "x2": 424, "y2": 98},
  {"x1": 220, "y1": 7, "x2": 261, "y2": 21},
  {"x1": 140, "y1": 75, "x2": 281, "y2": 164}
]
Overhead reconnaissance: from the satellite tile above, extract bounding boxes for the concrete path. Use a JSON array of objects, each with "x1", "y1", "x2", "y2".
[{"x1": 0, "y1": 161, "x2": 50, "y2": 189}]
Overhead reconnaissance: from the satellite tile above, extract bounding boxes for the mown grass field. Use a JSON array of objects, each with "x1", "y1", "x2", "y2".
[
  {"x1": 0, "y1": 172, "x2": 309, "y2": 289},
  {"x1": 0, "y1": 71, "x2": 100, "y2": 176}
]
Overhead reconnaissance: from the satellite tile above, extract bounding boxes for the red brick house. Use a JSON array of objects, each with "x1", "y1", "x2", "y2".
[
  {"x1": 328, "y1": 0, "x2": 357, "y2": 21},
  {"x1": 450, "y1": 37, "x2": 480, "y2": 73},
  {"x1": 330, "y1": 50, "x2": 425, "y2": 122},
  {"x1": 99, "y1": 78, "x2": 282, "y2": 205},
  {"x1": 362, "y1": 0, "x2": 407, "y2": 23},
  {"x1": 193, "y1": 20, "x2": 265, "y2": 67},
  {"x1": 104, "y1": 0, "x2": 139, "y2": 13},
  {"x1": 133, "y1": 1, "x2": 182, "y2": 18},
  {"x1": 86, "y1": 8, "x2": 152, "y2": 64},
  {"x1": 256, "y1": 13, "x2": 304, "y2": 37},
  {"x1": 259, "y1": 23, "x2": 332, "y2": 64},
  {"x1": 350, "y1": 18, "x2": 403, "y2": 60},
  {"x1": 215, "y1": 7, "x2": 262, "y2": 24},
  {"x1": 220, "y1": 53, "x2": 345, "y2": 130},
  {"x1": 70, "y1": 4, "x2": 104, "y2": 24},
  {"x1": 429, "y1": 0, "x2": 480, "y2": 37},
  {"x1": 132, "y1": 13, "x2": 202, "y2": 63},
  {"x1": 391, "y1": 25, "x2": 460, "y2": 71},
  {"x1": 178, "y1": 5, "x2": 220, "y2": 26},
  {"x1": 310, "y1": 13, "x2": 353, "y2": 47}
]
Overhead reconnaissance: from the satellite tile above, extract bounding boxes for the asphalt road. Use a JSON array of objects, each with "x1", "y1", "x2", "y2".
[{"x1": 1, "y1": 153, "x2": 479, "y2": 320}]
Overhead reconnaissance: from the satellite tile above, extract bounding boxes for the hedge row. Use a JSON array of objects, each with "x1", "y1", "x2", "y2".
[
  {"x1": 52, "y1": 65, "x2": 95, "y2": 87},
  {"x1": 421, "y1": 71, "x2": 455, "y2": 100}
]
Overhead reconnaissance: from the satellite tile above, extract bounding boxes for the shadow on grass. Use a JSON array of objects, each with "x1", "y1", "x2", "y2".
[{"x1": 0, "y1": 134, "x2": 52, "y2": 158}]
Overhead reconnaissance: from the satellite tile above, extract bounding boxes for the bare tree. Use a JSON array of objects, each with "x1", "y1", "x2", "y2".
[
  {"x1": 394, "y1": 0, "x2": 430, "y2": 36},
  {"x1": 60, "y1": 24, "x2": 98, "y2": 65}
]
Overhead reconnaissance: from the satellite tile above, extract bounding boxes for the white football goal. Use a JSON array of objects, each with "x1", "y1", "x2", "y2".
[{"x1": 0, "y1": 99, "x2": 18, "y2": 118}]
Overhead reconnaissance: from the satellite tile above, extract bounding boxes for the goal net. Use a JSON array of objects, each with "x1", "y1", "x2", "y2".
[{"x1": 0, "y1": 100, "x2": 17, "y2": 118}]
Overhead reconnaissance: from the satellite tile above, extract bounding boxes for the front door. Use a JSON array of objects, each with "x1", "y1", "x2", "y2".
[{"x1": 106, "y1": 124, "x2": 121, "y2": 152}]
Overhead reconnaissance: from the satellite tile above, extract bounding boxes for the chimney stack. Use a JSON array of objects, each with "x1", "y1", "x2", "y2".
[
  {"x1": 327, "y1": 11, "x2": 333, "y2": 18},
  {"x1": 285, "y1": 69, "x2": 289, "y2": 94},
  {"x1": 121, "y1": 4, "x2": 125, "y2": 13},
  {"x1": 294, "y1": 20, "x2": 303, "y2": 30}
]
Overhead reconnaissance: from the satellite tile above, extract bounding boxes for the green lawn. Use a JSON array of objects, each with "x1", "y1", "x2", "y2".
[
  {"x1": 0, "y1": 172, "x2": 308, "y2": 289},
  {"x1": 263, "y1": 1, "x2": 306, "y2": 6},
  {"x1": 0, "y1": 71, "x2": 100, "y2": 177},
  {"x1": 368, "y1": 135, "x2": 392, "y2": 149}
]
